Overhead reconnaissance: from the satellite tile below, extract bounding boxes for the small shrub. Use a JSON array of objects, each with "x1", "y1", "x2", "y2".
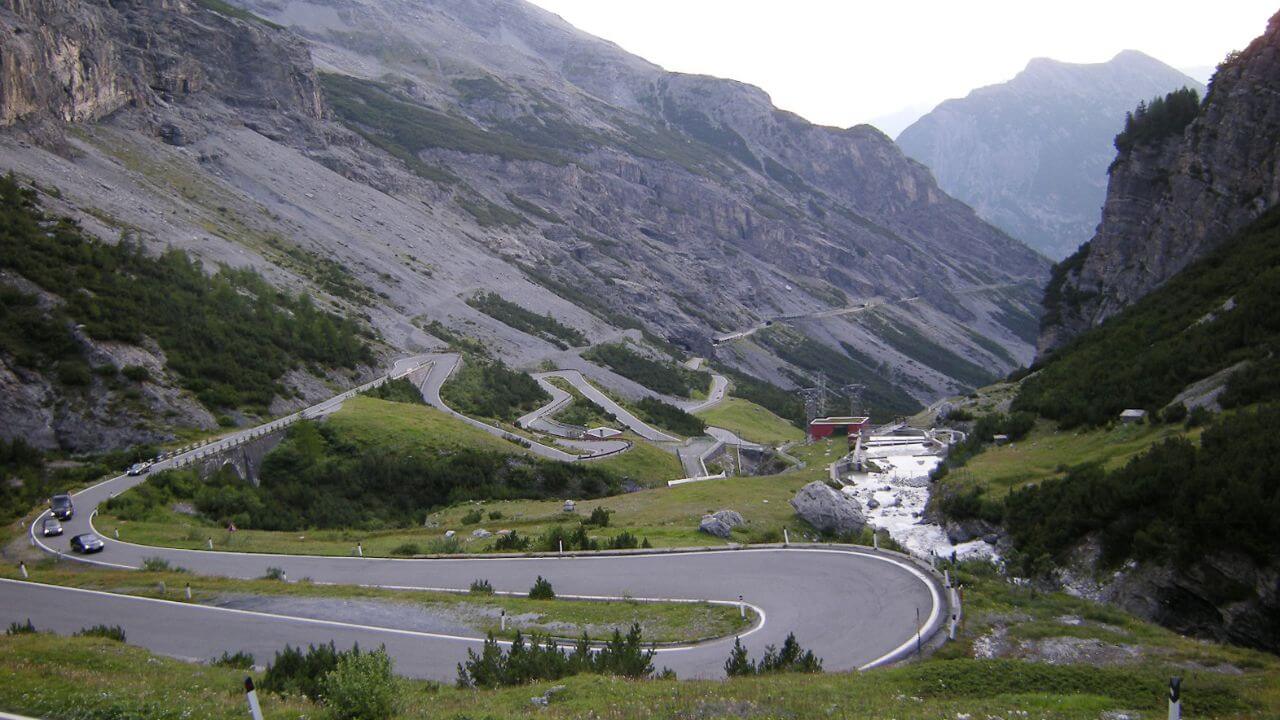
[
  {"x1": 389, "y1": 542, "x2": 421, "y2": 557},
  {"x1": 212, "y1": 650, "x2": 255, "y2": 669},
  {"x1": 75, "y1": 625, "x2": 127, "y2": 642},
  {"x1": 487, "y1": 510, "x2": 503, "y2": 520},
  {"x1": 461, "y1": 508, "x2": 483, "y2": 525},
  {"x1": 492, "y1": 531, "x2": 530, "y2": 552},
  {"x1": 121, "y1": 364, "x2": 150, "y2": 382},
  {"x1": 262, "y1": 566, "x2": 286, "y2": 581},
  {"x1": 722, "y1": 632, "x2": 821, "y2": 675},
  {"x1": 1162, "y1": 402, "x2": 1188, "y2": 423},
  {"x1": 262, "y1": 642, "x2": 352, "y2": 699},
  {"x1": 469, "y1": 579, "x2": 494, "y2": 594},
  {"x1": 584, "y1": 506, "x2": 611, "y2": 527},
  {"x1": 6, "y1": 619, "x2": 37, "y2": 635},
  {"x1": 528, "y1": 575, "x2": 555, "y2": 600},
  {"x1": 321, "y1": 646, "x2": 398, "y2": 720},
  {"x1": 140, "y1": 556, "x2": 172, "y2": 572},
  {"x1": 606, "y1": 530, "x2": 641, "y2": 550}
]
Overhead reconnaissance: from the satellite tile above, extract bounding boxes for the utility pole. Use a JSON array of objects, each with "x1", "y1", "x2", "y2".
[{"x1": 841, "y1": 383, "x2": 866, "y2": 418}]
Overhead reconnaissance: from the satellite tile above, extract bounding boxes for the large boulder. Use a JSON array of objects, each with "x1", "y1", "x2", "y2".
[
  {"x1": 699, "y1": 509, "x2": 744, "y2": 539},
  {"x1": 791, "y1": 482, "x2": 866, "y2": 536}
]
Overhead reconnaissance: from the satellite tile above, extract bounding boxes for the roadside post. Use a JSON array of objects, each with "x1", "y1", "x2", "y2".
[
  {"x1": 244, "y1": 677, "x2": 265, "y2": 720},
  {"x1": 158, "y1": 581, "x2": 166, "y2": 595},
  {"x1": 18, "y1": 561, "x2": 27, "y2": 579},
  {"x1": 783, "y1": 528, "x2": 789, "y2": 547},
  {"x1": 185, "y1": 583, "x2": 192, "y2": 600},
  {"x1": 915, "y1": 607, "x2": 922, "y2": 657},
  {"x1": 357, "y1": 543, "x2": 363, "y2": 558},
  {"x1": 739, "y1": 595, "x2": 745, "y2": 619},
  {"x1": 873, "y1": 532, "x2": 879, "y2": 551},
  {"x1": 500, "y1": 610, "x2": 506, "y2": 632},
  {"x1": 1169, "y1": 676, "x2": 1182, "y2": 720},
  {"x1": 207, "y1": 537, "x2": 213, "y2": 550}
]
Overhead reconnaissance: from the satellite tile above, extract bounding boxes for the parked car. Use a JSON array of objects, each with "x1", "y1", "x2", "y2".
[
  {"x1": 41, "y1": 517, "x2": 63, "y2": 537},
  {"x1": 126, "y1": 462, "x2": 150, "y2": 476},
  {"x1": 50, "y1": 493, "x2": 74, "y2": 520},
  {"x1": 70, "y1": 533, "x2": 104, "y2": 554}
]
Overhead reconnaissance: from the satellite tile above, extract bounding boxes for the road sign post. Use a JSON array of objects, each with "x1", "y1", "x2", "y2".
[{"x1": 244, "y1": 677, "x2": 265, "y2": 720}]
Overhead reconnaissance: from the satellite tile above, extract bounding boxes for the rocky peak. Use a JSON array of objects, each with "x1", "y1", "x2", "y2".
[
  {"x1": 897, "y1": 48, "x2": 1201, "y2": 261},
  {"x1": 1038, "y1": 11, "x2": 1280, "y2": 355}
]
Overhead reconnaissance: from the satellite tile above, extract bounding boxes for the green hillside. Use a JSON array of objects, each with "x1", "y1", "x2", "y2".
[{"x1": 1017, "y1": 207, "x2": 1280, "y2": 427}]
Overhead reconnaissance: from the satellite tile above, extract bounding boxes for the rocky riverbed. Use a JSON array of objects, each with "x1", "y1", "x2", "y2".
[{"x1": 840, "y1": 442, "x2": 997, "y2": 562}]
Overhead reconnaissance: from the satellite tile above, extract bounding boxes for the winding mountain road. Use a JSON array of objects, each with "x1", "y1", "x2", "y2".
[{"x1": 8, "y1": 354, "x2": 949, "y2": 682}]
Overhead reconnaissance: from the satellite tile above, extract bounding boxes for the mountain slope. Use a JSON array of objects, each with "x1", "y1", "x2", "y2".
[
  {"x1": 0, "y1": 0, "x2": 1047, "y2": 453},
  {"x1": 1038, "y1": 13, "x2": 1280, "y2": 354},
  {"x1": 898, "y1": 51, "x2": 1202, "y2": 260}
]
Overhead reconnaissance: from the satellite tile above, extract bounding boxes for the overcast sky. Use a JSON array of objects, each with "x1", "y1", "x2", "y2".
[{"x1": 527, "y1": 1, "x2": 1276, "y2": 136}]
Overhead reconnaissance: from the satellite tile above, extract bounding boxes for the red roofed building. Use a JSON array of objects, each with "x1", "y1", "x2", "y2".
[{"x1": 807, "y1": 416, "x2": 870, "y2": 441}]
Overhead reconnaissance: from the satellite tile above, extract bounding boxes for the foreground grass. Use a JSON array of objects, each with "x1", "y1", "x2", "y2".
[
  {"x1": 942, "y1": 419, "x2": 1199, "y2": 498},
  {"x1": 1, "y1": 629, "x2": 1273, "y2": 719},
  {"x1": 1, "y1": 564, "x2": 748, "y2": 643},
  {"x1": 96, "y1": 440, "x2": 837, "y2": 557},
  {"x1": 695, "y1": 397, "x2": 804, "y2": 445}
]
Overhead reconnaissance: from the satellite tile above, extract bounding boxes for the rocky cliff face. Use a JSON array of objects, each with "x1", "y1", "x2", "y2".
[
  {"x1": 898, "y1": 51, "x2": 1202, "y2": 261},
  {"x1": 0, "y1": 0, "x2": 323, "y2": 131},
  {"x1": 1039, "y1": 13, "x2": 1280, "y2": 355}
]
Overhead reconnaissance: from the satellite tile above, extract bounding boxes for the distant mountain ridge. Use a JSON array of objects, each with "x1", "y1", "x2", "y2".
[
  {"x1": 897, "y1": 50, "x2": 1202, "y2": 260},
  {"x1": 1038, "y1": 12, "x2": 1280, "y2": 355}
]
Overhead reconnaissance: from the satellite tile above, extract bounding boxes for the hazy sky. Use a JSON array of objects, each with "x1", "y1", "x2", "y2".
[{"x1": 527, "y1": 1, "x2": 1275, "y2": 136}]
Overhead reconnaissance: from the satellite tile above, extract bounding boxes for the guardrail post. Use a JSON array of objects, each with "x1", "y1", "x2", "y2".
[
  {"x1": 244, "y1": 678, "x2": 265, "y2": 720},
  {"x1": 18, "y1": 561, "x2": 27, "y2": 579}
]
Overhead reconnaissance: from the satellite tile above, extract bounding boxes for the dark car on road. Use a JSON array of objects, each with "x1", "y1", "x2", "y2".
[
  {"x1": 70, "y1": 533, "x2": 105, "y2": 554},
  {"x1": 50, "y1": 494, "x2": 74, "y2": 520},
  {"x1": 41, "y1": 518, "x2": 63, "y2": 537}
]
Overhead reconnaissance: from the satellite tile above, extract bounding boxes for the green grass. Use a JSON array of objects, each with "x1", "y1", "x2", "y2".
[
  {"x1": 695, "y1": 397, "x2": 804, "y2": 445},
  {"x1": 587, "y1": 434, "x2": 683, "y2": 486},
  {"x1": 97, "y1": 441, "x2": 840, "y2": 556},
  {"x1": 325, "y1": 396, "x2": 522, "y2": 457},
  {"x1": 941, "y1": 420, "x2": 1199, "y2": 498},
  {"x1": 4, "y1": 566, "x2": 1277, "y2": 719},
  {"x1": 2, "y1": 565, "x2": 748, "y2": 644}
]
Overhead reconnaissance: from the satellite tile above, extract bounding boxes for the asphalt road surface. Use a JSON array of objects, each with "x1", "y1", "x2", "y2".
[{"x1": 10, "y1": 353, "x2": 948, "y2": 682}]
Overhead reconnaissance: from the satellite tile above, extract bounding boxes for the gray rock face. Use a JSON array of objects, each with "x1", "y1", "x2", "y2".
[
  {"x1": 1039, "y1": 12, "x2": 1280, "y2": 355},
  {"x1": 790, "y1": 482, "x2": 865, "y2": 536},
  {"x1": 899, "y1": 51, "x2": 1202, "y2": 261},
  {"x1": 698, "y1": 510, "x2": 744, "y2": 539}
]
